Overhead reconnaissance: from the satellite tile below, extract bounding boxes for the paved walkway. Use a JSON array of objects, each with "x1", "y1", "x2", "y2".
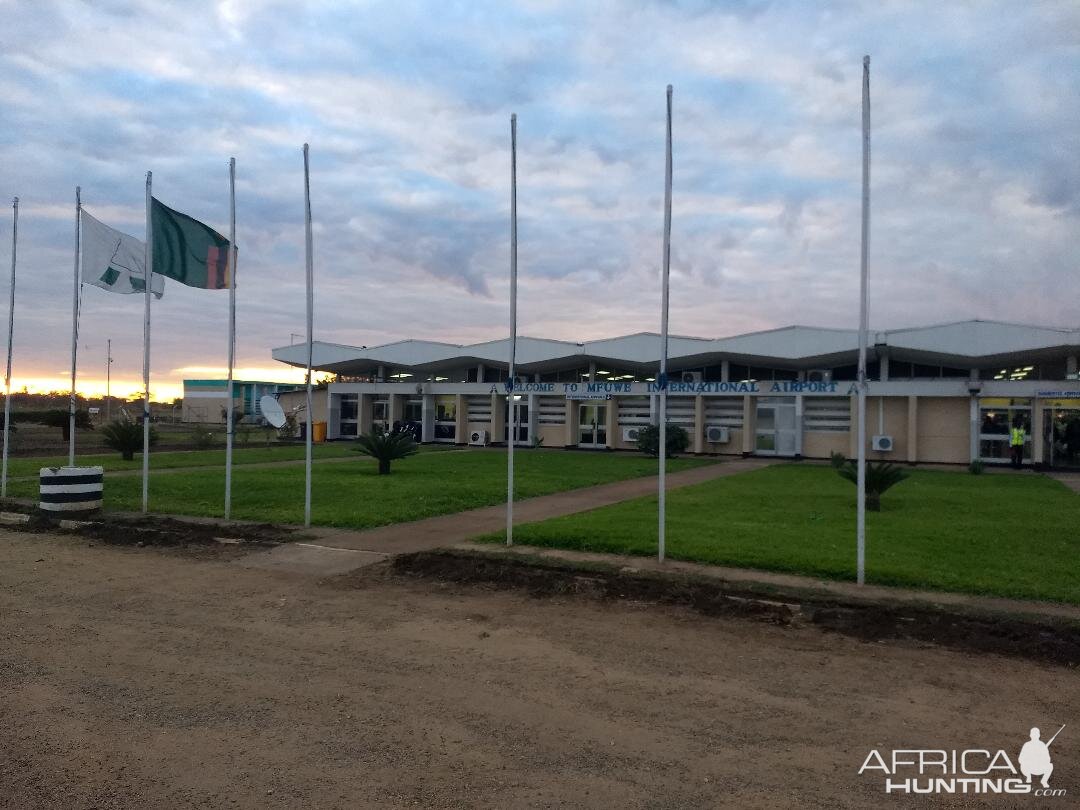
[
  {"x1": 1048, "y1": 471, "x2": 1080, "y2": 494},
  {"x1": 238, "y1": 457, "x2": 776, "y2": 575}
]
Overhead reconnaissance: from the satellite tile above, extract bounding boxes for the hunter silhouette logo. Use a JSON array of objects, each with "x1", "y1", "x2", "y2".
[
  {"x1": 859, "y1": 724, "x2": 1067, "y2": 797},
  {"x1": 1019, "y1": 725, "x2": 1064, "y2": 789}
]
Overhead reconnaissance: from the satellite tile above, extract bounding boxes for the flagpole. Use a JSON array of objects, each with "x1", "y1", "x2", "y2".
[
  {"x1": 658, "y1": 85, "x2": 673, "y2": 563},
  {"x1": 506, "y1": 114, "x2": 518, "y2": 547},
  {"x1": 2, "y1": 197, "x2": 17, "y2": 498},
  {"x1": 856, "y1": 56, "x2": 871, "y2": 585},
  {"x1": 142, "y1": 172, "x2": 153, "y2": 513},
  {"x1": 69, "y1": 186, "x2": 81, "y2": 466},
  {"x1": 225, "y1": 157, "x2": 237, "y2": 519},
  {"x1": 105, "y1": 338, "x2": 112, "y2": 421},
  {"x1": 303, "y1": 144, "x2": 314, "y2": 528}
]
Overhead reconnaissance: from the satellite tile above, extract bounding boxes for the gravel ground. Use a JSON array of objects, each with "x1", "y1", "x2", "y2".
[{"x1": 0, "y1": 530, "x2": 1075, "y2": 809}]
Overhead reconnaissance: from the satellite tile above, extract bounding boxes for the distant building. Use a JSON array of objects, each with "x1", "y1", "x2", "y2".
[
  {"x1": 182, "y1": 379, "x2": 299, "y2": 424},
  {"x1": 270, "y1": 320, "x2": 1080, "y2": 468}
]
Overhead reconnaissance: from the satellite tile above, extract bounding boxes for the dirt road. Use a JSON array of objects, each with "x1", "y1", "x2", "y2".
[{"x1": 0, "y1": 531, "x2": 1075, "y2": 808}]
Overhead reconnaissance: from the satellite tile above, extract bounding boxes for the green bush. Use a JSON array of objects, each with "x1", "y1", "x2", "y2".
[
  {"x1": 968, "y1": 459, "x2": 985, "y2": 475},
  {"x1": 101, "y1": 419, "x2": 158, "y2": 461},
  {"x1": 830, "y1": 451, "x2": 847, "y2": 469},
  {"x1": 837, "y1": 460, "x2": 909, "y2": 511},
  {"x1": 635, "y1": 423, "x2": 690, "y2": 458},
  {"x1": 191, "y1": 428, "x2": 216, "y2": 450},
  {"x1": 40, "y1": 409, "x2": 94, "y2": 441},
  {"x1": 352, "y1": 427, "x2": 418, "y2": 474}
]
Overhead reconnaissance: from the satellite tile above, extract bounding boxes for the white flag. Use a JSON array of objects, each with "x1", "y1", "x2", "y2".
[{"x1": 81, "y1": 209, "x2": 164, "y2": 297}]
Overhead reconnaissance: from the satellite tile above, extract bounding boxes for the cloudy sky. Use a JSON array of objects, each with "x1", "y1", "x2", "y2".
[{"x1": 1, "y1": 0, "x2": 1078, "y2": 399}]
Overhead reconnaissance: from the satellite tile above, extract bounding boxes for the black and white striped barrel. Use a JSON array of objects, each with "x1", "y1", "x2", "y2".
[{"x1": 39, "y1": 466, "x2": 104, "y2": 513}]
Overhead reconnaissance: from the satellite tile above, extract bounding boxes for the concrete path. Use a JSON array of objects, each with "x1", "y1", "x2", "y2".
[
  {"x1": 1047, "y1": 471, "x2": 1080, "y2": 494},
  {"x1": 237, "y1": 457, "x2": 776, "y2": 575}
]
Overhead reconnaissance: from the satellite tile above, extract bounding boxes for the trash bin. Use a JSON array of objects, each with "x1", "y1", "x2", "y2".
[
  {"x1": 39, "y1": 466, "x2": 103, "y2": 514},
  {"x1": 313, "y1": 421, "x2": 327, "y2": 443}
]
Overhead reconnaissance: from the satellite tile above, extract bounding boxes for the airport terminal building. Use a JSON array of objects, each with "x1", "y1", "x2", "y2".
[{"x1": 271, "y1": 320, "x2": 1080, "y2": 469}]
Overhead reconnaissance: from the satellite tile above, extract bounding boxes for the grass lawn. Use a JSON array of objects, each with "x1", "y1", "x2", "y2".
[
  {"x1": 3, "y1": 443, "x2": 357, "y2": 479},
  {"x1": 483, "y1": 464, "x2": 1080, "y2": 604},
  {"x1": 7, "y1": 449, "x2": 710, "y2": 529}
]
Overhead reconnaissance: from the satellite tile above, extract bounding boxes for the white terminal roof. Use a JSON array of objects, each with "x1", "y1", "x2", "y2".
[{"x1": 271, "y1": 320, "x2": 1080, "y2": 375}]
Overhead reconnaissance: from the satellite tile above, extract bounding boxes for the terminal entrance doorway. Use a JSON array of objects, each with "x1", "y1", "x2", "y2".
[
  {"x1": 1042, "y1": 399, "x2": 1080, "y2": 469},
  {"x1": 755, "y1": 397, "x2": 797, "y2": 456},
  {"x1": 579, "y1": 403, "x2": 607, "y2": 448},
  {"x1": 503, "y1": 397, "x2": 529, "y2": 445}
]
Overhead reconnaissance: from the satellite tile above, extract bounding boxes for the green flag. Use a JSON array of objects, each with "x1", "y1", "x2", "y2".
[{"x1": 151, "y1": 197, "x2": 232, "y2": 289}]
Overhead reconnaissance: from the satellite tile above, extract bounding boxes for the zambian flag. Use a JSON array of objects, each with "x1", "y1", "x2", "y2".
[{"x1": 151, "y1": 197, "x2": 232, "y2": 289}]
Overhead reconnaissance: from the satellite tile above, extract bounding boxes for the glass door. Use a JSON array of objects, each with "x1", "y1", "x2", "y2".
[
  {"x1": 1042, "y1": 401, "x2": 1080, "y2": 469},
  {"x1": 578, "y1": 403, "x2": 607, "y2": 447},
  {"x1": 504, "y1": 397, "x2": 529, "y2": 445},
  {"x1": 978, "y1": 398, "x2": 1031, "y2": 465},
  {"x1": 756, "y1": 397, "x2": 797, "y2": 456}
]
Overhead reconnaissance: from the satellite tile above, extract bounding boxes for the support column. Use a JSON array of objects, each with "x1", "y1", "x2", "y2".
[
  {"x1": 1068, "y1": 356, "x2": 1078, "y2": 379},
  {"x1": 907, "y1": 396, "x2": 918, "y2": 464},
  {"x1": 794, "y1": 394, "x2": 803, "y2": 457},
  {"x1": 359, "y1": 393, "x2": 374, "y2": 435},
  {"x1": 389, "y1": 393, "x2": 404, "y2": 428},
  {"x1": 421, "y1": 394, "x2": 435, "y2": 442},
  {"x1": 720, "y1": 360, "x2": 730, "y2": 383},
  {"x1": 528, "y1": 393, "x2": 539, "y2": 445},
  {"x1": 879, "y1": 354, "x2": 889, "y2": 382},
  {"x1": 490, "y1": 393, "x2": 505, "y2": 445},
  {"x1": 848, "y1": 394, "x2": 859, "y2": 458},
  {"x1": 477, "y1": 363, "x2": 486, "y2": 383},
  {"x1": 969, "y1": 396, "x2": 980, "y2": 464},
  {"x1": 605, "y1": 397, "x2": 617, "y2": 448},
  {"x1": 455, "y1": 394, "x2": 467, "y2": 445},
  {"x1": 693, "y1": 395, "x2": 705, "y2": 454},
  {"x1": 326, "y1": 391, "x2": 341, "y2": 440},
  {"x1": 1032, "y1": 397, "x2": 1044, "y2": 465},
  {"x1": 741, "y1": 395, "x2": 754, "y2": 455},
  {"x1": 565, "y1": 399, "x2": 578, "y2": 447}
]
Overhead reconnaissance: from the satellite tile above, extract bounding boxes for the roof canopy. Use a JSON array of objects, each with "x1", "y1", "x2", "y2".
[{"x1": 271, "y1": 320, "x2": 1080, "y2": 375}]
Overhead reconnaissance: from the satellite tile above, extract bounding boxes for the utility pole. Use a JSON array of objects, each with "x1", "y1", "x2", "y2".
[{"x1": 105, "y1": 338, "x2": 112, "y2": 421}]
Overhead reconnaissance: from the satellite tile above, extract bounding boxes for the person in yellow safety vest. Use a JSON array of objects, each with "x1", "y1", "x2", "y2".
[{"x1": 1010, "y1": 418, "x2": 1026, "y2": 469}]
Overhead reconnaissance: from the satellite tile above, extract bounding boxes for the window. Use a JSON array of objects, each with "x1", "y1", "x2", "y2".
[{"x1": 435, "y1": 396, "x2": 456, "y2": 422}]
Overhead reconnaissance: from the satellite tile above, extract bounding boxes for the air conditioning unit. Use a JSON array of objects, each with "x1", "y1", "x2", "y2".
[
  {"x1": 807, "y1": 369, "x2": 832, "y2": 383},
  {"x1": 622, "y1": 426, "x2": 643, "y2": 443},
  {"x1": 681, "y1": 371, "x2": 703, "y2": 384},
  {"x1": 705, "y1": 425, "x2": 730, "y2": 444},
  {"x1": 469, "y1": 429, "x2": 489, "y2": 446},
  {"x1": 871, "y1": 434, "x2": 894, "y2": 452}
]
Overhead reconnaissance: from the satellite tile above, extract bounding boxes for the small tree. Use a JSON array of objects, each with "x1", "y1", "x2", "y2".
[
  {"x1": 41, "y1": 408, "x2": 93, "y2": 441},
  {"x1": 635, "y1": 423, "x2": 690, "y2": 458},
  {"x1": 101, "y1": 419, "x2": 158, "y2": 460},
  {"x1": 837, "y1": 460, "x2": 909, "y2": 511},
  {"x1": 352, "y1": 427, "x2": 418, "y2": 474}
]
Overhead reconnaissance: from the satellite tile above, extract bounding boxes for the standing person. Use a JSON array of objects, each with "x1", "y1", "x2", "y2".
[{"x1": 1010, "y1": 417, "x2": 1026, "y2": 469}]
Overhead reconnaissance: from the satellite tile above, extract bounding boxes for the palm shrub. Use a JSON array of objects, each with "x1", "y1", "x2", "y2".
[
  {"x1": 829, "y1": 450, "x2": 847, "y2": 469},
  {"x1": 353, "y1": 427, "x2": 418, "y2": 474},
  {"x1": 837, "y1": 460, "x2": 909, "y2": 511},
  {"x1": 101, "y1": 419, "x2": 158, "y2": 460},
  {"x1": 635, "y1": 423, "x2": 690, "y2": 458}
]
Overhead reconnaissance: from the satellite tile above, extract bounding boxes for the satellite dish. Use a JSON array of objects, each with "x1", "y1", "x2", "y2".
[{"x1": 259, "y1": 395, "x2": 287, "y2": 428}]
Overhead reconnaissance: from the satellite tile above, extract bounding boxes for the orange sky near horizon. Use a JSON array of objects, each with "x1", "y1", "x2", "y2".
[{"x1": 8, "y1": 366, "x2": 309, "y2": 402}]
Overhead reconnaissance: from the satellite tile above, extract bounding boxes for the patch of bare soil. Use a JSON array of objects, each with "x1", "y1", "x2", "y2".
[
  {"x1": 1, "y1": 531, "x2": 1077, "y2": 809},
  {"x1": 384, "y1": 550, "x2": 1080, "y2": 667},
  {"x1": 0, "y1": 510, "x2": 294, "y2": 558}
]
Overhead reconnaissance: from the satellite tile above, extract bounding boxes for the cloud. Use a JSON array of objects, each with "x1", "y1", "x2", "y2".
[{"x1": 0, "y1": 0, "x2": 1076, "y2": 397}]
